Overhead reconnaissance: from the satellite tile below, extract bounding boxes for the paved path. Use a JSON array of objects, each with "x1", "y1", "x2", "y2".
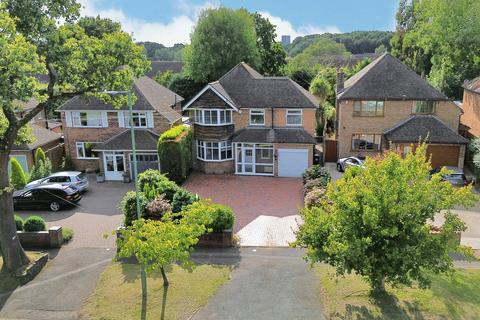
[
  {"x1": 0, "y1": 247, "x2": 114, "y2": 320},
  {"x1": 192, "y1": 248, "x2": 325, "y2": 320}
]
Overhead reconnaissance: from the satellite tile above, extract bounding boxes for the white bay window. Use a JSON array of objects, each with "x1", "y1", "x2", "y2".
[
  {"x1": 194, "y1": 109, "x2": 232, "y2": 125},
  {"x1": 197, "y1": 140, "x2": 233, "y2": 161}
]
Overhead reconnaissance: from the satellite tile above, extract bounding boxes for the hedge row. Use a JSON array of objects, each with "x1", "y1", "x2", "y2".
[{"x1": 157, "y1": 125, "x2": 192, "y2": 184}]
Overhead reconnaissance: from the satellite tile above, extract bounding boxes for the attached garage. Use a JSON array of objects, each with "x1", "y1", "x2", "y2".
[
  {"x1": 129, "y1": 153, "x2": 160, "y2": 178},
  {"x1": 427, "y1": 145, "x2": 460, "y2": 168},
  {"x1": 278, "y1": 149, "x2": 309, "y2": 177}
]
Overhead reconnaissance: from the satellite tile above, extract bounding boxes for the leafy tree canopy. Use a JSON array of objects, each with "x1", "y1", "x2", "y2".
[
  {"x1": 139, "y1": 41, "x2": 185, "y2": 61},
  {"x1": 184, "y1": 7, "x2": 260, "y2": 82},
  {"x1": 296, "y1": 144, "x2": 477, "y2": 293}
]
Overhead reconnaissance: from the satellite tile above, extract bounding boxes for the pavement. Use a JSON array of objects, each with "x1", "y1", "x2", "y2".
[
  {"x1": 191, "y1": 247, "x2": 325, "y2": 320},
  {"x1": 184, "y1": 172, "x2": 304, "y2": 246}
]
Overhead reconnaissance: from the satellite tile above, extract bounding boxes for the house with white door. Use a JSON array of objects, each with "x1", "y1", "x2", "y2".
[
  {"x1": 183, "y1": 62, "x2": 319, "y2": 177},
  {"x1": 57, "y1": 76, "x2": 183, "y2": 180}
]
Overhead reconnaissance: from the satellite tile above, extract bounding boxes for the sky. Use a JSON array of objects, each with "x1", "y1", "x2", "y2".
[{"x1": 79, "y1": 0, "x2": 399, "y2": 46}]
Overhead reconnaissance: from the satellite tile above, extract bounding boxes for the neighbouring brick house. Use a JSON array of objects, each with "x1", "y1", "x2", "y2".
[
  {"x1": 183, "y1": 62, "x2": 319, "y2": 177},
  {"x1": 459, "y1": 76, "x2": 480, "y2": 138},
  {"x1": 57, "y1": 76, "x2": 183, "y2": 180},
  {"x1": 334, "y1": 53, "x2": 467, "y2": 169}
]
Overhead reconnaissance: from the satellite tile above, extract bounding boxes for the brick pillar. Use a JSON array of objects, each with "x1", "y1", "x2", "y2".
[{"x1": 49, "y1": 226, "x2": 63, "y2": 248}]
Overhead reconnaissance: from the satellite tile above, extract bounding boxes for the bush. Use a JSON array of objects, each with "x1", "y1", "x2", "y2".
[
  {"x1": 15, "y1": 215, "x2": 24, "y2": 231},
  {"x1": 158, "y1": 126, "x2": 192, "y2": 184},
  {"x1": 302, "y1": 165, "x2": 331, "y2": 185},
  {"x1": 145, "y1": 194, "x2": 172, "y2": 220},
  {"x1": 304, "y1": 178, "x2": 328, "y2": 195},
  {"x1": 10, "y1": 157, "x2": 28, "y2": 190},
  {"x1": 172, "y1": 188, "x2": 197, "y2": 213},
  {"x1": 182, "y1": 200, "x2": 235, "y2": 233},
  {"x1": 23, "y1": 216, "x2": 46, "y2": 232},
  {"x1": 137, "y1": 169, "x2": 169, "y2": 192},
  {"x1": 304, "y1": 188, "x2": 327, "y2": 208},
  {"x1": 143, "y1": 179, "x2": 180, "y2": 202},
  {"x1": 120, "y1": 191, "x2": 148, "y2": 226},
  {"x1": 34, "y1": 148, "x2": 46, "y2": 164},
  {"x1": 61, "y1": 155, "x2": 76, "y2": 171},
  {"x1": 63, "y1": 227, "x2": 74, "y2": 242}
]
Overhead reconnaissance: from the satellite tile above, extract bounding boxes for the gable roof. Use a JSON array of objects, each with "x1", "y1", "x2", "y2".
[
  {"x1": 184, "y1": 62, "x2": 320, "y2": 110},
  {"x1": 145, "y1": 61, "x2": 184, "y2": 78},
  {"x1": 338, "y1": 53, "x2": 449, "y2": 101},
  {"x1": 93, "y1": 129, "x2": 159, "y2": 151},
  {"x1": 383, "y1": 115, "x2": 468, "y2": 145},
  {"x1": 463, "y1": 76, "x2": 480, "y2": 94},
  {"x1": 58, "y1": 76, "x2": 182, "y2": 123},
  {"x1": 12, "y1": 124, "x2": 62, "y2": 151}
]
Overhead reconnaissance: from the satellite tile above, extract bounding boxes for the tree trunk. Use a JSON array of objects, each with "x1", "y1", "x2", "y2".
[
  {"x1": 0, "y1": 152, "x2": 30, "y2": 273},
  {"x1": 160, "y1": 266, "x2": 169, "y2": 287},
  {"x1": 372, "y1": 277, "x2": 386, "y2": 295}
]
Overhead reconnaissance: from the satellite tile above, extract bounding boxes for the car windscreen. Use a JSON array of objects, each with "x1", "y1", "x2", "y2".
[{"x1": 76, "y1": 173, "x2": 86, "y2": 181}]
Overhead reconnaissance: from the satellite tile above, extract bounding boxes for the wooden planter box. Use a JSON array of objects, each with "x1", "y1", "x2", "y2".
[
  {"x1": 197, "y1": 229, "x2": 233, "y2": 247},
  {"x1": 18, "y1": 226, "x2": 64, "y2": 249}
]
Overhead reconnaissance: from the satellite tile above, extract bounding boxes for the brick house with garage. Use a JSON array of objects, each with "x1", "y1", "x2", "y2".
[
  {"x1": 334, "y1": 53, "x2": 467, "y2": 169},
  {"x1": 183, "y1": 62, "x2": 319, "y2": 177},
  {"x1": 57, "y1": 76, "x2": 183, "y2": 180},
  {"x1": 459, "y1": 76, "x2": 480, "y2": 138}
]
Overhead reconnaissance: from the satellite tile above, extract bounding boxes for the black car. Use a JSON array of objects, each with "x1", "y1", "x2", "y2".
[{"x1": 13, "y1": 184, "x2": 82, "y2": 212}]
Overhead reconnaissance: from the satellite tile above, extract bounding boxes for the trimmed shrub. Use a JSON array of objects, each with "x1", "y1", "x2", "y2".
[
  {"x1": 63, "y1": 227, "x2": 74, "y2": 242},
  {"x1": 304, "y1": 178, "x2": 329, "y2": 195},
  {"x1": 182, "y1": 200, "x2": 235, "y2": 233},
  {"x1": 23, "y1": 216, "x2": 46, "y2": 232},
  {"x1": 15, "y1": 215, "x2": 24, "y2": 231},
  {"x1": 137, "y1": 169, "x2": 170, "y2": 192},
  {"x1": 10, "y1": 157, "x2": 28, "y2": 190},
  {"x1": 158, "y1": 125, "x2": 192, "y2": 184},
  {"x1": 172, "y1": 188, "x2": 197, "y2": 213},
  {"x1": 120, "y1": 191, "x2": 148, "y2": 226},
  {"x1": 34, "y1": 148, "x2": 46, "y2": 164},
  {"x1": 302, "y1": 165, "x2": 331, "y2": 185},
  {"x1": 145, "y1": 194, "x2": 172, "y2": 220},
  {"x1": 143, "y1": 179, "x2": 180, "y2": 202},
  {"x1": 29, "y1": 148, "x2": 52, "y2": 182},
  {"x1": 304, "y1": 188, "x2": 327, "y2": 208}
]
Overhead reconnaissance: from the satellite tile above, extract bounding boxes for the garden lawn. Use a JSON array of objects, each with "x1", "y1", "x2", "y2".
[
  {"x1": 80, "y1": 262, "x2": 231, "y2": 320},
  {"x1": 0, "y1": 252, "x2": 43, "y2": 293},
  {"x1": 317, "y1": 265, "x2": 480, "y2": 319}
]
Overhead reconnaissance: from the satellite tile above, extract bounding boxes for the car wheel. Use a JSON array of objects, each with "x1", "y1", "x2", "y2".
[
  {"x1": 50, "y1": 201, "x2": 61, "y2": 212},
  {"x1": 337, "y1": 163, "x2": 343, "y2": 172}
]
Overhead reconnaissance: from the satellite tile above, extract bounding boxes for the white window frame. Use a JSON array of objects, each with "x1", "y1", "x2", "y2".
[
  {"x1": 196, "y1": 140, "x2": 233, "y2": 162},
  {"x1": 286, "y1": 109, "x2": 302, "y2": 126},
  {"x1": 76, "y1": 142, "x2": 99, "y2": 159},
  {"x1": 235, "y1": 143, "x2": 274, "y2": 176},
  {"x1": 249, "y1": 109, "x2": 265, "y2": 126},
  {"x1": 124, "y1": 111, "x2": 148, "y2": 128},
  {"x1": 71, "y1": 111, "x2": 103, "y2": 128},
  {"x1": 194, "y1": 109, "x2": 232, "y2": 126}
]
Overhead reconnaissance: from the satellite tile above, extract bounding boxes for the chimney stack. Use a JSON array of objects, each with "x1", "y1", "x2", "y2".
[{"x1": 336, "y1": 70, "x2": 345, "y2": 93}]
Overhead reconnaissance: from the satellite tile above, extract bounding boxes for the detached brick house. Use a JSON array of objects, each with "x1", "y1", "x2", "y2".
[
  {"x1": 58, "y1": 76, "x2": 183, "y2": 180},
  {"x1": 460, "y1": 76, "x2": 480, "y2": 138},
  {"x1": 183, "y1": 62, "x2": 319, "y2": 177},
  {"x1": 334, "y1": 53, "x2": 467, "y2": 169}
]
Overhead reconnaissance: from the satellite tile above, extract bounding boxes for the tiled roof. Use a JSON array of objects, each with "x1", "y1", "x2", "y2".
[
  {"x1": 384, "y1": 115, "x2": 468, "y2": 144},
  {"x1": 232, "y1": 128, "x2": 316, "y2": 144},
  {"x1": 58, "y1": 76, "x2": 182, "y2": 123},
  {"x1": 12, "y1": 124, "x2": 62, "y2": 151},
  {"x1": 93, "y1": 129, "x2": 159, "y2": 151},
  {"x1": 338, "y1": 53, "x2": 449, "y2": 101},
  {"x1": 463, "y1": 76, "x2": 480, "y2": 94}
]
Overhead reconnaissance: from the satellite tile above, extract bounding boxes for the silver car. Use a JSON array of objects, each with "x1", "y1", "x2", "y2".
[
  {"x1": 336, "y1": 157, "x2": 365, "y2": 172},
  {"x1": 26, "y1": 171, "x2": 89, "y2": 193}
]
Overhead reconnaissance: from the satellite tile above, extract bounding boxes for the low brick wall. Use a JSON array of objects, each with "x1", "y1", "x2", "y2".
[
  {"x1": 18, "y1": 226, "x2": 64, "y2": 249},
  {"x1": 197, "y1": 230, "x2": 234, "y2": 247}
]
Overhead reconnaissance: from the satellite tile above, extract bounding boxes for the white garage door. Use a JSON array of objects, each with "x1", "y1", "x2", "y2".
[{"x1": 278, "y1": 149, "x2": 309, "y2": 177}]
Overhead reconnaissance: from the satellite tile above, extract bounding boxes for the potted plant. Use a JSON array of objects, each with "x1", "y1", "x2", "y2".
[
  {"x1": 122, "y1": 171, "x2": 131, "y2": 183},
  {"x1": 96, "y1": 169, "x2": 105, "y2": 183}
]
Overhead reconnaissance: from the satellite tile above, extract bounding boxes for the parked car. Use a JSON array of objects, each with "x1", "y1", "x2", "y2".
[
  {"x1": 430, "y1": 167, "x2": 473, "y2": 187},
  {"x1": 336, "y1": 157, "x2": 365, "y2": 172},
  {"x1": 13, "y1": 184, "x2": 82, "y2": 212},
  {"x1": 26, "y1": 171, "x2": 89, "y2": 193}
]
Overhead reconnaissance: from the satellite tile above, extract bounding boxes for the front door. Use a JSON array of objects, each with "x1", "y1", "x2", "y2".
[
  {"x1": 104, "y1": 152, "x2": 125, "y2": 180},
  {"x1": 242, "y1": 146, "x2": 254, "y2": 173}
]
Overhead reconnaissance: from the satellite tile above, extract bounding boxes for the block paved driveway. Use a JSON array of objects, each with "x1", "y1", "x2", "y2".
[{"x1": 183, "y1": 172, "x2": 304, "y2": 246}]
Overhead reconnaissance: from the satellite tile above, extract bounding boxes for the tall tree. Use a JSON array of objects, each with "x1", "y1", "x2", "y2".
[
  {"x1": 0, "y1": 2, "x2": 149, "y2": 272},
  {"x1": 251, "y1": 12, "x2": 286, "y2": 76},
  {"x1": 295, "y1": 144, "x2": 476, "y2": 293},
  {"x1": 184, "y1": 7, "x2": 260, "y2": 82}
]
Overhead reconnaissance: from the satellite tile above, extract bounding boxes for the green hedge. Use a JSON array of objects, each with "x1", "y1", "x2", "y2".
[
  {"x1": 158, "y1": 125, "x2": 192, "y2": 184},
  {"x1": 23, "y1": 216, "x2": 46, "y2": 232},
  {"x1": 10, "y1": 157, "x2": 28, "y2": 190}
]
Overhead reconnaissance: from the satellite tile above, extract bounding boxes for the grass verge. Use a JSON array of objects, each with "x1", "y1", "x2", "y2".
[
  {"x1": 0, "y1": 252, "x2": 43, "y2": 293},
  {"x1": 81, "y1": 262, "x2": 231, "y2": 320},
  {"x1": 317, "y1": 265, "x2": 480, "y2": 319}
]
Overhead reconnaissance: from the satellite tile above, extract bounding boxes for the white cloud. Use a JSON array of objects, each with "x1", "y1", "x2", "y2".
[
  {"x1": 78, "y1": 0, "x2": 218, "y2": 45},
  {"x1": 258, "y1": 11, "x2": 341, "y2": 41}
]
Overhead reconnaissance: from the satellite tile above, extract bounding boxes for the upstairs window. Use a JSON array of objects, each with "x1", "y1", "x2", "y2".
[
  {"x1": 250, "y1": 109, "x2": 265, "y2": 125},
  {"x1": 353, "y1": 101, "x2": 384, "y2": 117},
  {"x1": 286, "y1": 109, "x2": 302, "y2": 126},
  {"x1": 72, "y1": 111, "x2": 102, "y2": 127},
  {"x1": 124, "y1": 111, "x2": 148, "y2": 128},
  {"x1": 194, "y1": 109, "x2": 232, "y2": 125},
  {"x1": 412, "y1": 101, "x2": 436, "y2": 114}
]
